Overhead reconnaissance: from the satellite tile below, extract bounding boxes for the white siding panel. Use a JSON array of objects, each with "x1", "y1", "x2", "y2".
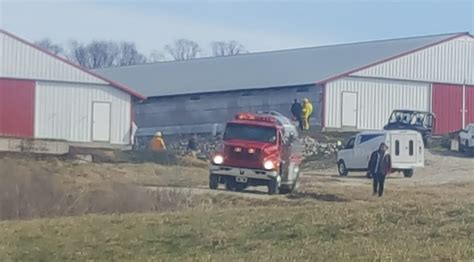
[
  {"x1": 325, "y1": 77, "x2": 430, "y2": 130},
  {"x1": 0, "y1": 32, "x2": 107, "y2": 84},
  {"x1": 352, "y1": 37, "x2": 474, "y2": 85},
  {"x1": 35, "y1": 81, "x2": 131, "y2": 145}
]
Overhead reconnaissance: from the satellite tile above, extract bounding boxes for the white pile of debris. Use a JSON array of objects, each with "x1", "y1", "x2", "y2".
[{"x1": 302, "y1": 136, "x2": 338, "y2": 157}]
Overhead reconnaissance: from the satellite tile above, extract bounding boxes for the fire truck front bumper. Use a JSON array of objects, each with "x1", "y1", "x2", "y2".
[{"x1": 210, "y1": 165, "x2": 278, "y2": 181}]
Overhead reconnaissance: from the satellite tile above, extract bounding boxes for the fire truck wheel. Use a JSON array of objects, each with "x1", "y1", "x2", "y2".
[
  {"x1": 209, "y1": 174, "x2": 219, "y2": 189},
  {"x1": 279, "y1": 184, "x2": 294, "y2": 194},
  {"x1": 267, "y1": 178, "x2": 280, "y2": 195}
]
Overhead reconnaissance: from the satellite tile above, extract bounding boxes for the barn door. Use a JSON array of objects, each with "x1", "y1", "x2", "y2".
[
  {"x1": 341, "y1": 92, "x2": 357, "y2": 127},
  {"x1": 92, "y1": 102, "x2": 111, "y2": 142},
  {"x1": 432, "y1": 84, "x2": 463, "y2": 134},
  {"x1": 466, "y1": 86, "x2": 474, "y2": 125}
]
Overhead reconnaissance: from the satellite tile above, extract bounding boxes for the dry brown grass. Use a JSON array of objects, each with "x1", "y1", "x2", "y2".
[{"x1": 0, "y1": 156, "x2": 208, "y2": 220}]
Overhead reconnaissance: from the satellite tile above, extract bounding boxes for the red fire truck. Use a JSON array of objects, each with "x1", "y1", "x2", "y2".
[{"x1": 209, "y1": 112, "x2": 303, "y2": 195}]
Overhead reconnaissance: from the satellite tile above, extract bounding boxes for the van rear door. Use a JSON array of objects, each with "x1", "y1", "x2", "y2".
[{"x1": 390, "y1": 133, "x2": 418, "y2": 163}]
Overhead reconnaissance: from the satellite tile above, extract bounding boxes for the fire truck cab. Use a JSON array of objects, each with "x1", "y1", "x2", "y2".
[{"x1": 209, "y1": 112, "x2": 303, "y2": 195}]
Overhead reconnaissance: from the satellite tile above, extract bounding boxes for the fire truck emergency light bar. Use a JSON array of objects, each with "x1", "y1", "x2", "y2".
[{"x1": 234, "y1": 113, "x2": 276, "y2": 123}]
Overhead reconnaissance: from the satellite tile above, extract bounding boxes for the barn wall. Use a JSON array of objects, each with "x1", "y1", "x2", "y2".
[
  {"x1": 0, "y1": 78, "x2": 35, "y2": 138},
  {"x1": 35, "y1": 81, "x2": 131, "y2": 145},
  {"x1": 325, "y1": 77, "x2": 430, "y2": 130},
  {"x1": 352, "y1": 36, "x2": 474, "y2": 85},
  {"x1": 136, "y1": 85, "x2": 322, "y2": 135},
  {"x1": 0, "y1": 31, "x2": 107, "y2": 84}
]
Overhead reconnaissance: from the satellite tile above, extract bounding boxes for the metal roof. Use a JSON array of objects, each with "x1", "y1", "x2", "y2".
[{"x1": 94, "y1": 33, "x2": 467, "y2": 98}]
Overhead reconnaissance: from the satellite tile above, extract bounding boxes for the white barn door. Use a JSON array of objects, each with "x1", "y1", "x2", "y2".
[
  {"x1": 341, "y1": 92, "x2": 358, "y2": 127},
  {"x1": 92, "y1": 102, "x2": 111, "y2": 142}
]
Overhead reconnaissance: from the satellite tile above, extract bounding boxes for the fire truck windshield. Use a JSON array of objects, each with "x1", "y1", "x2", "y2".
[{"x1": 223, "y1": 123, "x2": 277, "y2": 143}]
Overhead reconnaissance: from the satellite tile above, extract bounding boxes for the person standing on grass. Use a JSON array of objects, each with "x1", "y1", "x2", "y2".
[
  {"x1": 368, "y1": 142, "x2": 392, "y2": 197},
  {"x1": 187, "y1": 134, "x2": 199, "y2": 159}
]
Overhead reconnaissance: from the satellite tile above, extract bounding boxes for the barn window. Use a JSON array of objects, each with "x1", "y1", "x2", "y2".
[
  {"x1": 190, "y1": 95, "x2": 201, "y2": 101},
  {"x1": 296, "y1": 87, "x2": 309, "y2": 93}
]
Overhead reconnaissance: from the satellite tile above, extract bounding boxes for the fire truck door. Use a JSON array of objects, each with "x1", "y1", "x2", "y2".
[{"x1": 280, "y1": 131, "x2": 291, "y2": 177}]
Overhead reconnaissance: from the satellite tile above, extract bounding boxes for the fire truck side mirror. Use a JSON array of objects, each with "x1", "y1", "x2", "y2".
[{"x1": 288, "y1": 132, "x2": 295, "y2": 144}]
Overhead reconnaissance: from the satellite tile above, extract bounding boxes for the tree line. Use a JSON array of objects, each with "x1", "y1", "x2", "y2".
[{"x1": 35, "y1": 38, "x2": 247, "y2": 69}]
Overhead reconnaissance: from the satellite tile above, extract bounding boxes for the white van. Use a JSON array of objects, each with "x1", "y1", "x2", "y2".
[{"x1": 337, "y1": 130, "x2": 424, "y2": 178}]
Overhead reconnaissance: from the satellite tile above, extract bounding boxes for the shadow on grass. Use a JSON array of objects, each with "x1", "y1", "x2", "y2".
[{"x1": 287, "y1": 192, "x2": 349, "y2": 202}]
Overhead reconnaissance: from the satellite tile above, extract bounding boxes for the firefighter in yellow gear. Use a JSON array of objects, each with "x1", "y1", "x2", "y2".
[
  {"x1": 302, "y1": 98, "x2": 313, "y2": 130},
  {"x1": 149, "y1": 132, "x2": 167, "y2": 151}
]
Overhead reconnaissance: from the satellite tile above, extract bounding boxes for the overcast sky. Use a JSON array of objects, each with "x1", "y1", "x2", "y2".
[{"x1": 1, "y1": 0, "x2": 473, "y2": 57}]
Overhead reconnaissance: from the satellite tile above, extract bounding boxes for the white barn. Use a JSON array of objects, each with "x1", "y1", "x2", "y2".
[{"x1": 0, "y1": 29, "x2": 145, "y2": 147}]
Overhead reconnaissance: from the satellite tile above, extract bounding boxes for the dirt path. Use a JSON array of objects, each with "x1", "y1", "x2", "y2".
[
  {"x1": 302, "y1": 151, "x2": 474, "y2": 187},
  {"x1": 150, "y1": 150, "x2": 473, "y2": 199}
]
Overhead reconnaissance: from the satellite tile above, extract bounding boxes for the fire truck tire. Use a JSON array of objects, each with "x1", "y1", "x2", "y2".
[
  {"x1": 279, "y1": 184, "x2": 295, "y2": 194},
  {"x1": 209, "y1": 174, "x2": 219, "y2": 189},
  {"x1": 268, "y1": 178, "x2": 280, "y2": 195}
]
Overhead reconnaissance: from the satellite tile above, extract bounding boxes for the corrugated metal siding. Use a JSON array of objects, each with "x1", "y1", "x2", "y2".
[
  {"x1": 0, "y1": 32, "x2": 107, "y2": 84},
  {"x1": 466, "y1": 86, "x2": 474, "y2": 125},
  {"x1": 35, "y1": 81, "x2": 131, "y2": 145},
  {"x1": 325, "y1": 77, "x2": 430, "y2": 130},
  {"x1": 136, "y1": 85, "x2": 322, "y2": 135},
  {"x1": 432, "y1": 84, "x2": 463, "y2": 134},
  {"x1": 0, "y1": 79, "x2": 35, "y2": 137},
  {"x1": 352, "y1": 36, "x2": 474, "y2": 85}
]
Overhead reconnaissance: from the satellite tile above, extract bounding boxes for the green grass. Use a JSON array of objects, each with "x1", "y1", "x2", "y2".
[{"x1": 1, "y1": 198, "x2": 473, "y2": 261}]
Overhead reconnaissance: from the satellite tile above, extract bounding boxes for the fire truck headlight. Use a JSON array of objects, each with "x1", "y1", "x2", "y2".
[
  {"x1": 213, "y1": 155, "x2": 224, "y2": 165},
  {"x1": 263, "y1": 160, "x2": 274, "y2": 170}
]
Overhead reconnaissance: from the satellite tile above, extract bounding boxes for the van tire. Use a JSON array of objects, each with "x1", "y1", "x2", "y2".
[
  {"x1": 403, "y1": 169, "x2": 414, "y2": 178},
  {"x1": 424, "y1": 137, "x2": 432, "y2": 149},
  {"x1": 338, "y1": 160, "x2": 349, "y2": 176},
  {"x1": 209, "y1": 174, "x2": 219, "y2": 189},
  {"x1": 268, "y1": 178, "x2": 280, "y2": 195}
]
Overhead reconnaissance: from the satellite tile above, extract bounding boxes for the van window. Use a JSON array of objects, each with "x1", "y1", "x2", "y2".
[
  {"x1": 359, "y1": 134, "x2": 383, "y2": 144},
  {"x1": 395, "y1": 140, "x2": 400, "y2": 156},
  {"x1": 345, "y1": 138, "x2": 355, "y2": 149},
  {"x1": 409, "y1": 140, "x2": 414, "y2": 156}
]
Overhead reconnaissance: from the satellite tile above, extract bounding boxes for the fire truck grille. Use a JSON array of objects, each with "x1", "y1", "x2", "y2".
[{"x1": 226, "y1": 146, "x2": 261, "y2": 162}]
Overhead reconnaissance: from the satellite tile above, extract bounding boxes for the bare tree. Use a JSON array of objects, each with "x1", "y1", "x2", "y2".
[
  {"x1": 68, "y1": 40, "x2": 89, "y2": 68},
  {"x1": 35, "y1": 39, "x2": 64, "y2": 56},
  {"x1": 211, "y1": 40, "x2": 247, "y2": 57},
  {"x1": 148, "y1": 50, "x2": 166, "y2": 63},
  {"x1": 165, "y1": 39, "x2": 201, "y2": 61},
  {"x1": 68, "y1": 40, "x2": 147, "y2": 69},
  {"x1": 117, "y1": 42, "x2": 147, "y2": 66}
]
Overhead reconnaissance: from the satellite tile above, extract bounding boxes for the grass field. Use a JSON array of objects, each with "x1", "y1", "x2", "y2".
[
  {"x1": 1, "y1": 186, "x2": 473, "y2": 261},
  {"x1": 1, "y1": 152, "x2": 473, "y2": 261}
]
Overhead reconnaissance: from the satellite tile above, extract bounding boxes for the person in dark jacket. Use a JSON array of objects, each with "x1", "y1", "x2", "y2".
[
  {"x1": 187, "y1": 134, "x2": 199, "y2": 159},
  {"x1": 290, "y1": 99, "x2": 303, "y2": 130},
  {"x1": 368, "y1": 143, "x2": 392, "y2": 197}
]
